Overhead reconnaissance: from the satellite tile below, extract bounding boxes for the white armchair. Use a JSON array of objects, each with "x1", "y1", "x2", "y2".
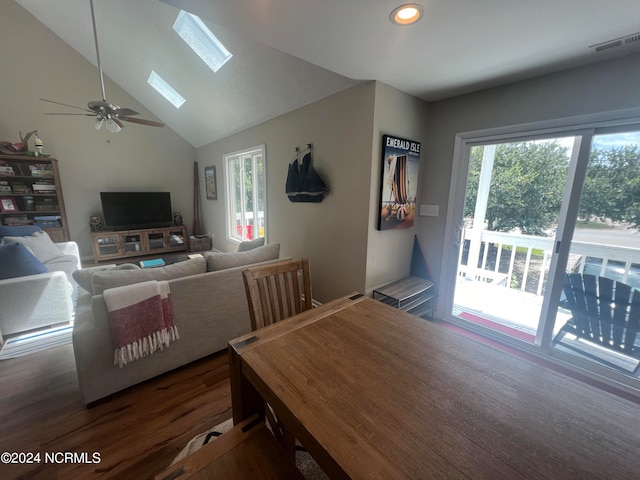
[{"x1": 0, "y1": 241, "x2": 80, "y2": 337}]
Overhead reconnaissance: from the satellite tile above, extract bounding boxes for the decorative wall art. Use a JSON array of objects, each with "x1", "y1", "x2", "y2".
[
  {"x1": 286, "y1": 144, "x2": 329, "y2": 203},
  {"x1": 205, "y1": 165, "x2": 217, "y2": 200},
  {"x1": 377, "y1": 134, "x2": 421, "y2": 230}
]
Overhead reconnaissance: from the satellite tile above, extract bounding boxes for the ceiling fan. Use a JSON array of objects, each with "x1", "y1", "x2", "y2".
[{"x1": 41, "y1": 0, "x2": 164, "y2": 133}]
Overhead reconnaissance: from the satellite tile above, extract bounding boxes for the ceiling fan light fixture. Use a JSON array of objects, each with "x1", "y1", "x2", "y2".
[
  {"x1": 390, "y1": 4, "x2": 425, "y2": 26},
  {"x1": 105, "y1": 117, "x2": 122, "y2": 133},
  {"x1": 95, "y1": 117, "x2": 104, "y2": 130},
  {"x1": 173, "y1": 10, "x2": 232, "y2": 73}
]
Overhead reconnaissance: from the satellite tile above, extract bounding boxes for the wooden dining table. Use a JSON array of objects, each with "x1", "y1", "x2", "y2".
[{"x1": 228, "y1": 293, "x2": 640, "y2": 479}]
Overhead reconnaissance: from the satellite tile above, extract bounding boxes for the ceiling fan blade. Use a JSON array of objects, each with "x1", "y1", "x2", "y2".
[
  {"x1": 44, "y1": 113, "x2": 96, "y2": 116},
  {"x1": 40, "y1": 98, "x2": 93, "y2": 113},
  {"x1": 114, "y1": 107, "x2": 139, "y2": 117},
  {"x1": 120, "y1": 116, "x2": 165, "y2": 128}
]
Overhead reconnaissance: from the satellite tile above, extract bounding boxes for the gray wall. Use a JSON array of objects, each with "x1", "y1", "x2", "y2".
[
  {"x1": 417, "y1": 53, "x2": 640, "y2": 290},
  {"x1": 197, "y1": 81, "x2": 430, "y2": 302},
  {"x1": 0, "y1": 2, "x2": 196, "y2": 258},
  {"x1": 366, "y1": 82, "x2": 429, "y2": 291},
  {"x1": 197, "y1": 82, "x2": 377, "y2": 302}
]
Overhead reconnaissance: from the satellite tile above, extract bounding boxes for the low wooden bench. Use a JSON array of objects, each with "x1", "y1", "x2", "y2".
[{"x1": 155, "y1": 414, "x2": 304, "y2": 480}]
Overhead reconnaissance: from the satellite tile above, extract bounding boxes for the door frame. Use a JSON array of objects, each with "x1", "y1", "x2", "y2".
[{"x1": 439, "y1": 108, "x2": 640, "y2": 394}]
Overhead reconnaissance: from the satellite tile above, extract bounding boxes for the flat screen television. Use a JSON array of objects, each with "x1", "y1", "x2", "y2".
[{"x1": 100, "y1": 192, "x2": 172, "y2": 230}]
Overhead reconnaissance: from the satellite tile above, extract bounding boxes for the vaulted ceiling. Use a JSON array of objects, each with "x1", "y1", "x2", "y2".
[{"x1": 16, "y1": 0, "x2": 640, "y2": 148}]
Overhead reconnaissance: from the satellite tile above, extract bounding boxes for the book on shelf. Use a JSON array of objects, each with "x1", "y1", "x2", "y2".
[
  {"x1": 35, "y1": 204, "x2": 59, "y2": 212},
  {"x1": 34, "y1": 222, "x2": 62, "y2": 228},
  {"x1": 32, "y1": 183, "x2": 56, "y2": 193},
  {"x1": 0, "y1": 166, "x2": 15, "y2": 176},
  {"x1": 170, "y1": 234, "x2": 184, "y2": 244},
  {"x1": 11, "y1": 183, "x2": 30, "y2": 194},
  {"x1": 3, "y1": 214, "x2": 31, "y2": 226},
  {"x1": 29, "y1": 164, "x2": 53, "y2": 177},
  {"x1": 33, "y1": 215, "x2": 61, "y2": 227}
]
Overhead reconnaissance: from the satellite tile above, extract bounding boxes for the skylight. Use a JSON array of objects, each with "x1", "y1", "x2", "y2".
[
  {"x1": 147, "y1": 71, "x2": 185, "y2": 108},
  {"x1": 173, "y1": 10, "x2": 232, "y2": 73}
]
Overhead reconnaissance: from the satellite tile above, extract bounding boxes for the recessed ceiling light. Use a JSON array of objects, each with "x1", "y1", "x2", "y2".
[{"x1": 389, "y1": 3, "x2": 425, "y2": 26}]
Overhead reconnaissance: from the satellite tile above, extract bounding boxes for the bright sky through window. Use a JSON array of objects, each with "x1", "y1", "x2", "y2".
[
  {"x1": 173, "y1": 11, "x2": 232, "y2": 73},
  {"x1": 147, "y1": 71, "x2": 185, "y2": 108}
]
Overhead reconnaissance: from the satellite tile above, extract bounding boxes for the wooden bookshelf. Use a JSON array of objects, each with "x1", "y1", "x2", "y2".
[{"x1": 0, "y1": 154, "x2": 69, "y2": 242}]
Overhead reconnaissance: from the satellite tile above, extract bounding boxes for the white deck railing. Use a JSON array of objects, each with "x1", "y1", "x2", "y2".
[{"x1": 460, "y1": 229, "x2": 640, "y2": 296}]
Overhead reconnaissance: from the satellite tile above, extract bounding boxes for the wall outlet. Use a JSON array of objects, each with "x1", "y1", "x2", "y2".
[{"x1": 419, "y1": 204, "x2": 439, "y2": 217}]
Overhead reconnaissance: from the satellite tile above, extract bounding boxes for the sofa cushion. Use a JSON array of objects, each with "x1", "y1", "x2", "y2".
[
  {"x1": 3, "y1": 230, "x2": 66, "y2": 263},
  {"x1": 237, "y1": 237, "x2": 265, "y2": 252},
  {"x1": 205, "y1": 243, "x2": 280, "y2": 271},
  {"x1": 0, "y1": 243, "x2": 48, "y2": 279},
  {"x1": 73, "y1": 263, "x2": 140, "y2": 294},
  {"x1": 91, "y1": 257, "x2": 207, "y2": 295},
  {"x1": 0, "y1": 225, "x2": 43, "y2": 239}
]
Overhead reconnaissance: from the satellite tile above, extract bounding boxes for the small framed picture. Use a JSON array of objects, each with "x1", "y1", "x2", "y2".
[
  {"x1": 205, "y1": 165, "x2": 217, "y2": 200},
  {"x1": 0, "y1": 197, "x2": 18, "y2": 212}
]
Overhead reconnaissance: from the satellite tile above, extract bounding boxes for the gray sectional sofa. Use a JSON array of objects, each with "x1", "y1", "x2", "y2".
[{"x1": 72, "y1": 243, "x2": 282, "y2": 405}]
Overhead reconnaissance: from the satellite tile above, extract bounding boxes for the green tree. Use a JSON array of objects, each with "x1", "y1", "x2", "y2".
[
  {"x1": 580, "y1": 144, "x2": 640, "y2": 227},
  {"x1": 465, "y1": 141, "x2": 569, "y2": 235}
]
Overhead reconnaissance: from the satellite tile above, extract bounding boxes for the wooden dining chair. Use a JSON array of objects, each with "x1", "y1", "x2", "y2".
[
  {"x1": 242, "y1": 258, "x2": 313, "y2": 331},
  {"x1": 155, "y1": 414, "x2": 304, "y2": 480},
  {"x1": 242, "y1": 258, "x2": 313, "y2": 455}
]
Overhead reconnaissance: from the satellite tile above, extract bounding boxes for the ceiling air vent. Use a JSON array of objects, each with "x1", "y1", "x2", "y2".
[{"x1": 590, "y1": 32, "x2": 640, "y2": 54}]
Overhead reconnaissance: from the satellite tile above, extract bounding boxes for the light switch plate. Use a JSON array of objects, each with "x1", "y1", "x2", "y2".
[{"x1": 419, "y1": 204, "x2": 439, "y2": 217}]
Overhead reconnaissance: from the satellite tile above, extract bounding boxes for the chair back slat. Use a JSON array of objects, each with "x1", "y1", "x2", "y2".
[
  {"x1": 612, "y1": 281, "x2": 632, "y2": 347},
  {"x1": 243, "y1": 258, "x2": 313, "y2": 331},
  {"x1": 626, "y1": 295, "x2": 640, "y2": 351},
  {"x1": 563, "y1": 273, "x2": 639, "y2": 357}
]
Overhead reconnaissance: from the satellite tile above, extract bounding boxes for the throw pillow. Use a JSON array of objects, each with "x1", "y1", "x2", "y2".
[
  {"x1": 73, "y1": 263, "x2": 140, "y2": 294},
  {"x1": 3, "y1": 230, "x2": 65, "y2": 263},
  {"x1": 205, "y1": 243, "x2": 280, "y2": 272},
  {"x1": 237, "y1": 237, "x2": 265, "y2": 252},
  {"x1": 91, "y1": 257, "x2": 207, "y2": 295},
  {"x1": 0, "y1": 225, "x2": 43, "y2": 239},
  {"x1": 0, "y1": 243, "x2": 48, "y2": 280}
]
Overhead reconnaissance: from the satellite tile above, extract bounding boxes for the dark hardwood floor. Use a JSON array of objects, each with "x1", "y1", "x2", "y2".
[{"x1": 0, "y1": 344, "x2": 232, "y2": 480}]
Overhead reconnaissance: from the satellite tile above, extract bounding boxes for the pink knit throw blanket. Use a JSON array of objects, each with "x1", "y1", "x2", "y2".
[{"x1": 103, "y1": 280, "x2": 179, "y2": 367}]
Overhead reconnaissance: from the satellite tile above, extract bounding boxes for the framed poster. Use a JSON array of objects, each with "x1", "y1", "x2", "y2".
[
  {"x1": 0, "y1": 197, "x2": 18, "y2": 212},
  {"x1": 204, "y1": 165, "x2": 217, "y2": 200},
  {"x1": 377, "y1": 134, "x2": 421, "y2": 230}
]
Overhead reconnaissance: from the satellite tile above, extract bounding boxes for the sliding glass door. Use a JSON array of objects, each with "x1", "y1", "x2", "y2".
[
  {"x1": 442, "y1": 118, "x2": 640, "y2": 387},
  {"x1": 547, "y1": 129, "x2": 640, "y2": 377},
  {"x1": 452, "y1": 136, "x2": 574, "y2": 342}
]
